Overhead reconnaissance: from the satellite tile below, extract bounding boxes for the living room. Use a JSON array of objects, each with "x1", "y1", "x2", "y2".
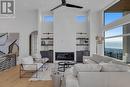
[{"x1": 0, "y1": 0, "x2": 130, "y2": 87}]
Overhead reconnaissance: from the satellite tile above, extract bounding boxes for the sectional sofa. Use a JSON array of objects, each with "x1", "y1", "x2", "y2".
[{"x1": 63, "y1": 54, "x2": 130, "y2": 87}]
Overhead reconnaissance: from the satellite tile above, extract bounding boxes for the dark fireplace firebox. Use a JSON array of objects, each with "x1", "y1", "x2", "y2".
[{"x1": 55, "y1": 52, "x2": 74, "y2": 61}]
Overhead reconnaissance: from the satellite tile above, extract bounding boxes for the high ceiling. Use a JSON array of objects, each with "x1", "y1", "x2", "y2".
[
  {"x1": 16, "y1": 0, "x2": 117, "y2": 11},
  {"x1": 106, "y1": 0, "x2": 130, "y2": 12}
]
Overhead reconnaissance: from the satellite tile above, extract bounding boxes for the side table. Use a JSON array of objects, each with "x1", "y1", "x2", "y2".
[
  {"x1": 58, "y1": 62, "x2": 67, "y2": 72},
  {"x1": 51, "y1": 72, "x2": 63, "y2": 87},
  {"x1": 58, "y1": 61, "x2": 76, "y2": 72}
]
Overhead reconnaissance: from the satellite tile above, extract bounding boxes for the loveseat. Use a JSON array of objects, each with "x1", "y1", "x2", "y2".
[{"x1": 63, "y1": 54, "x2": 130, "y2": 87}]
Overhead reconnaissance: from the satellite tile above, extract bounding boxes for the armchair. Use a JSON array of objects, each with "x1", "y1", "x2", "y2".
[
  {"x1": 20, "y1": 56, "x2": 43, "y2": 78},
  {"x1": 33, "y1": 53, "x2": 49, "y2": 70}
]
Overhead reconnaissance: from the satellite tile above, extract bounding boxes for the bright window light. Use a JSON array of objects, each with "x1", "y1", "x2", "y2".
[
  {"x1": 75, "y1": 16, "x2": 87, "y2": 23},
  {"x1": 104, "y1": 13, "x2": 123, "y2": 25},
  {"x1": 43, "y1": 16, "x2": 54, "y2": 22},
  {"x1": 105, "y1": 26, "x2": 123, "y2": 38}
]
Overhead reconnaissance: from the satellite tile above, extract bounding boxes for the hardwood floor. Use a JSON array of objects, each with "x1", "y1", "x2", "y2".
[{"x1": 0, "y1": 66, "x2": 53, "y2": 87}]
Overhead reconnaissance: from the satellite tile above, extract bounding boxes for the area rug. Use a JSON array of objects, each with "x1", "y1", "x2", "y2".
[{"x1": 29, "y1": 63, "x2": 57, "y2": 81}]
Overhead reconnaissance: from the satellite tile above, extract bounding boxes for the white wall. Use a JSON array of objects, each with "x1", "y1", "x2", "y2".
[
  {"x1": 38, "y1": 11, "x2": 53, "y2": 51},
  {"x1": 0, "y1": 5, "x2": 37, "y2": 62},
  {"x1": 96, "y1": 11, "x2": 104, "y2": 56},
  {"x1": 53, "y1": 7, "x2": 88, "y2": 61},
  {"x1": 89, "y1": 11, "x2": 98, "y2": 56},
  {"x1": 87, "y1": 10, "x2": 105, "y2": 56},
  {"x1": 53, "y1": 8, "x2": 76, "y2": 61}
]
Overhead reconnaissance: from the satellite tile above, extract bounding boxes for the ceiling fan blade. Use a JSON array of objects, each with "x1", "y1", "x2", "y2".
[
  {"x1": 61, "y1": 0, "x2": 66, "y2": 4},
  {"x1": 50, "y1": 4, "x2": 63, "y2": 11},
  {"x1": 66, "y1": 3, "x2": 83, "y2": 8}
]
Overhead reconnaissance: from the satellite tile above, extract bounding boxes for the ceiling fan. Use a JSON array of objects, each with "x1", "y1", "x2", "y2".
[{"x1": 50, "y1": 0, "x2": 83, "y2": 11}]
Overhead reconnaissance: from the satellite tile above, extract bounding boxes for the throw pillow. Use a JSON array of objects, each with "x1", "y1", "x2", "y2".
[
  {"x1": 84, "y1": 59, "x2": 97, "y2": 64},
  {"x1": 73, "y1": 64, "x2": 102, "y2": 77},
  {"x1": 100, "y1": 62, "x2": 130, "y2": 72},
  {"x1": 111, "y1": 59, "x2": 127, "y2": 66}
]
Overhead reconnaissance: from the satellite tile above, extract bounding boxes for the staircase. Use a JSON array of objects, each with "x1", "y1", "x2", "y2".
[
  {"x1": 0, "y1": 54, "x2": 16, "y2": 71},
  {"x1": 0, "y1": 33, "x2": 19, "y2": 54},
  {"x1": 0, "y1": 51, "x2": 5, "y2": 57}
]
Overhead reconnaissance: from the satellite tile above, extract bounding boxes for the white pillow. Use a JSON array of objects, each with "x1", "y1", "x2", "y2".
[
  {"x1": 110, "y1": 60, "x2": 127, "y2": 66},
  {"x1": 84, "y1": 59, "x2": 97, "y2": 64},
  {"x1": 21, "y1": 56, "x2": 34, "y2": 64},
  {"x1": 73, "y1": 64, "x2": 102, "y2": 77},
  {"x1": 100, "y1": 62, "x2": 130, "y2": 72}
]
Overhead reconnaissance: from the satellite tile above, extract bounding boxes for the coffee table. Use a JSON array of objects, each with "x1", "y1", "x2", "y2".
[
  {"x1": 58, "y1": 61, "x2": 76, "y2": 72},
  {"x1": 65, "y1": 61, "x2": 76, "y2": 68}
]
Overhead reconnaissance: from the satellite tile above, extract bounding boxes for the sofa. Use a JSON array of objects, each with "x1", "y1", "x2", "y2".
[{"x1": 63, "y1": 54, "x2": 130, "y2": 87}]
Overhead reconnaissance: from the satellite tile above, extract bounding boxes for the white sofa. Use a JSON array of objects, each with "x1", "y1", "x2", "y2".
[
  {"x1": 63, "y1": 54, "x2": 130, "y2": 87},
  {"x1": 78, "y1": 72, "x2": 130, "y2": 87}
]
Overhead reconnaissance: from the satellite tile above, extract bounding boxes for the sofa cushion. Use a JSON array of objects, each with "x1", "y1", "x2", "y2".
[
  {"x1": 64, "y1": 67, "x2": 79, "y2": 87},
  {"x1": 84, "y1": 59, "x2": 97, "y2": 64},
  {"x1": 83, "y1": 56, "x2": 97, "y2": 64},
  {"x1": 21, "y1": 56, "x2": 34, "y2": 64},
  {"x1": 23, "y1": 64, "x2": 37, "y2": 70},
  {"x1": 92, "y1": 54, "x2": 113, "y2": 63},
  {"x1": 100, "y1": 62, "x2": 130, "y2": 72},
  {"x1": 73, "y1": 64, "x2": 102, "y2": 77},
  {"x1": 91, "y1": 54, "x2": 104, "y2": 63},
  {"x1": 23, "y1": 63, "x2": 43, "y2": 71},
  {"x1": 101, "y1": 56, "x2": 113, "y2": 63},
  {"x1": 111, "y1": 59, "x2": 127, "y2": 66},
  {"x1": 83, "y1": 55, "x2": 113, "y2": 64}
]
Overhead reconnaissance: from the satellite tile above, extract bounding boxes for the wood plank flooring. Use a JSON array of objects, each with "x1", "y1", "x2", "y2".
[{"x1": 0, "y1": 66, "x2": 53, "y2": 87}]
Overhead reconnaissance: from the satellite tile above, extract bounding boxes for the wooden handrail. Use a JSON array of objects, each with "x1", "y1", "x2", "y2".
[
  {"x1": 0, "y1": 51, "x2": 5, "y2": 55},
  {"x1": 1, "y1": 53, "x2": 16, "y2": 58},
  {"x1": 0, "y1": 33, "x2": 8, "y2": 37},
  {"x1": 8, "y1": 40, "x2": 17, "y2": 54}
]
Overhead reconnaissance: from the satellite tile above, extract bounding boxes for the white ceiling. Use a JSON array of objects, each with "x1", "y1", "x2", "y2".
[{"x1": 17, "y1": 0, "x2": 117, "y2": 11}]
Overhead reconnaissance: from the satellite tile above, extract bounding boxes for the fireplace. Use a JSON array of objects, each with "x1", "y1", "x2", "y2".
[{"x1": 55, "y1": 52, "x2": 74, "y2": 61}]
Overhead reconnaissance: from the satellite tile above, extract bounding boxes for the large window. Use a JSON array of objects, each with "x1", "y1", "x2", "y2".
[
  {"x1": 43, "y1": 16, "x2": 54, "y2": 23},
  {"x1": 104, "y1": 13, "x2": 123, "y2": 25},
  {"x1": 104, "y1": 12, "x2": 123, "y2": 60},
  {"x1": 104, "y1": 0, "x2": 130, "y2": 62},
  {"x1": 105, "y1": 27, "x2": 123, "y2": 60},
  {"x1": 105, "y1": 22, "x2": 130, "y2": 62},
  {"x1": 75, "y1": 16, "x2": 87, "y2": 23},
  {"x1": 105, "y1": 26, "x2": 123, "y2": 37},
  {"x1": 105, "y1": 37, "x2": 123, "y2": 60}
]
